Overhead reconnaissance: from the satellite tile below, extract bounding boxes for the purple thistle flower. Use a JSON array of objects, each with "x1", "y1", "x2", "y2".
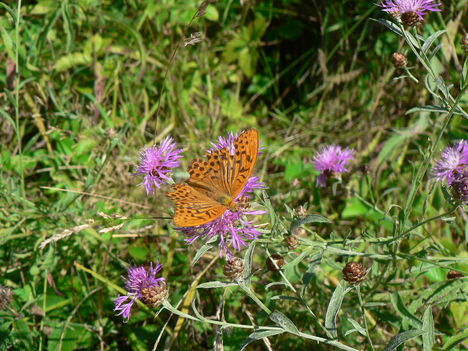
[
  {"x1": 134, "y1": 137, "x2": 183, "y2": 195},
  {"x1": 210, "y1": 132, "x2": 238, "y2": 154},
  {"x1": 209, "y1": 131, "x2": 265, "y2": 154},
  {"x1": 377, "y1": 0, "x2": 441, "y2": 20},
  {"x1": 113, "y1": 262, "x2": 167, "y2": 322},
  {"x1": 432, "y1": 140, "x2": 468, "y2": 184},
  {"x1": 313, "y1": 145, "x2": 355, "y2": 187}
]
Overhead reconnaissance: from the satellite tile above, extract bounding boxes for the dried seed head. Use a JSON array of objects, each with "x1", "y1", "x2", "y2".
[
  {"x1": 447, "y1": 270, "x2": 464, "y2": 280},
  {"x1": 293, "y1": 227, "x2": 307, "y2": 238},
  {"x1": 296, "y1": 205, "x2": 307, "y2": 217},
  {"x1": 141, "y1": 284, "x2": 168, "y2": 308},
  {"x1": 462, "y1": 33, "x2": 468, "y2": 53},
  {"x1": 359, "y1": 164, "x2": 370, "y2": 175},
  {"x1": 223, "y1": 257, "x2": 244, "y2": 280},
  {"x1": 342, "y1": 262, "x2": 367, "y2": 285},
  {"x1": 284, "y1": 236, "x2": 298, "y2": 250},
  {"x1": 401, "y1": 11, "x2": 420, "y2": 27},
  {"x1": 391, "y1": 52, "x2": 408, "y2": 68},
  {"x1": 0, "y1": 286, "x2": 12, "y2": 310},
  {"x1": 266, "y1": 253, "x2": 285, "y2": 272}
]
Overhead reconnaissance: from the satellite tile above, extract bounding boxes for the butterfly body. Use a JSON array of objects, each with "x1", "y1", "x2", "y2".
[{"x1": 167, "y1": 129, "x2": 259, "y2": 227}]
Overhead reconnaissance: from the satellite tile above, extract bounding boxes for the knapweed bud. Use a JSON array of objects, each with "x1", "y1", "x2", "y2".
[
  {"x1": 296, "y1": 205, "x2": 307, "y2": 217},
  {"x1": 462, "y1": 33, "x2": 468, "y2": 53},
  {"x1": 266, "y1": 253, "x2": 285, "y2": 272},
  {"x1": 284, "y1": 235, "x2": 298, "y2": 250},
  {"x1": 447, "y1": 270, "x2": 464, "y2": 280},
  {"x1": 141, "y1": 284, "x2": 169, "y2": 308},
  {"x1": 342, "y1": 262, "x2": 367, "y2": 285},
  {"x1": 391, "y1": 52, "x2": 408, "y2": 68},
  {"x1": 0, "y1": 286, "x2": 12, "y2": 310},
  {"x1": 293, "y1": 227, "x2": 307, "y2": 238},
  {"x1": 359, "y1": 164, "x2": 370, "y2": 175},
  {"x1": 401, "y1": 11, "x2": 420, "y2": 27},
  {"x1": 224, "y1": 257, "x2": 244, "y2": 280}
]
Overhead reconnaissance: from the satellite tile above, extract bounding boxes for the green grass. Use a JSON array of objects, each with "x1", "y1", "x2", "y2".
[{"x1": 1, "y1": 0, "x2": 467, "y2": 350}]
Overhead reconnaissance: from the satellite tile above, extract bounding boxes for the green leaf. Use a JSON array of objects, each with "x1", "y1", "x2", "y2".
[
  {"x1": 128, "y1": 246, "x2": 147, "y2": 261},
  {"x1": 406, "y1": 105, "x2": 449, "y2": 114},
  {"x1": 390, "y1": 292, "x2": 422, "y2": 328},
  {"x1": 421, "y1": 30, "x2": 446, "y2": 54},
  {"x1": 197, "y1": 281, "x2": 237, "y2": 289},
  {"x1": 192, "y1": 238, "x2": 215, "y2": 266},
  {"x1": 325, "y1": 282, "x2": 352, "y2": 338},
  {"x1": 204, "y1": 5, "x2": 218, "y2": 21},
  {"x1": 422, "y1": 307, "x2": 434, "y2": 351},
  {"x1": 269, "y1": 310, "x2": 300, "y2": 335},
  {"x1": 347, "y1": 318, "x2": 367, "y2": 337},
  {"x1": 372, "y1": 18, "x2": 403, "y2": 37},
  {"x1": 55, "y1": 52, "x2": 92, "y2": 72},
  {"x1": 240, "y1": 329, "x2": 284, "y2": 351},
  {"x1": 290, "y1": 214, "x2": 331, "y2": 233},
  {"x1": 243, "y1": 240, "x2": 256, "y2": 285},
  {"x1": 383, "y1": 329, "x2": 424, "y2": 351},
  {"x1": 442, "y1": 329, "x2": 468, "y2": 349}
]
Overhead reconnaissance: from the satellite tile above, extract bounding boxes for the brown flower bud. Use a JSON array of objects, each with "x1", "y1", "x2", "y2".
[
  {"x1": 293, "y1": 227, "x2": 307, "y2": 238},
  {"x1": 462, "y1": 33, "x2": 468, "y2": 53},
  {"x1": 391, "y1": 52, "x2": 408, "y2": 68},
  {"x1": 342, "y1": 262, "x2": 367, "y2": 285},
  {"x1": 359, "y1": 164, "x2": 370, "y2": 175},
  {"x1": 0, "y1": 286, "x2": 12, "y2": 310},
  {"x1": 447, "y1": 270, "x2": 464, "y2": 280},
  {"x1": 141, "y1": 284, "x2": 168, "y2": 308},
  {"x1": 223, "y1": 257, "x2": 244, "y2": 280},
  {"x1": 284, "y1": 236, "x2": 298, "y2": 250},
  {"x1": 266, "y1": 253, "x2": 285, "y2": 272},
  {"x1": 296, "y1": 205, "x2": 307, "y2": 217},
  {"x1": 401, "y1": 11, "x2": 420, "y2": 27}
]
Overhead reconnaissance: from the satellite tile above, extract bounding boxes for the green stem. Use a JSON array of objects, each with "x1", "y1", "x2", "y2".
[
  {"x1": 357, "y1": 286, "x2": 375, "y2": 351},
  {"x1": 392, "y1": 205, "x2": 458, "y2": 243}
]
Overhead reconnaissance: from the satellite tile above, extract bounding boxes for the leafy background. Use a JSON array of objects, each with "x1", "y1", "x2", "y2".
[{"x1": 0, "y1": 0, "x2": 467, "y2": 350}]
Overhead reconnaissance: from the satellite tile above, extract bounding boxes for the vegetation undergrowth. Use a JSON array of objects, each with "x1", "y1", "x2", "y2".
[{"x1": 0, "y1": 0, "x2": 467, "y2": 350}]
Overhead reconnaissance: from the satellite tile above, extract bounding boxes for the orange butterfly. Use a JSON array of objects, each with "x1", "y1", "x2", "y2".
[{"x1": 167, "y1": 129, "x2": 259, "y2": 227}]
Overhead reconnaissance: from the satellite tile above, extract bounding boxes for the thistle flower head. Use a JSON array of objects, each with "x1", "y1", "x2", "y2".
[
  {"x1": 377, "y1": 0, "x2": 441, "y2": 22},
  {"x1": 134, "y1": 137, "x2": 183, "y2": 195},
  {"x1": 449, "y1": 167, "x2": 468, "y2": 205},
  {"x1": 313, "y1": 145, "x2": 355, "y2": 187},
  {"x1": 113, "y1": 262, "x2": 167, "y2": 322},
  {"x1": 432, "y1": 140, "x2": 468, "y2": 184}
]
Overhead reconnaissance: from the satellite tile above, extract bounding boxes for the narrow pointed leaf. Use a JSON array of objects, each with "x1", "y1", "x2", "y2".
[
  {"x1": 422, "y1": 307, "x2": 434, "y2": 351},
  {"x1": 325, "y1": 283, "x2": 352, "y2": 338},
  {"x1": 269, "y1": 310, "x2": 300, "y2": 335},
  {"x1": 383, "y1": 330, "x2": 424, "y2": 351}
]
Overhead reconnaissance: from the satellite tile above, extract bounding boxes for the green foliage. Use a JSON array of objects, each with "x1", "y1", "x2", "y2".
[{"x1": 1, "y1": 0, "x2": 467, "y2": 350}]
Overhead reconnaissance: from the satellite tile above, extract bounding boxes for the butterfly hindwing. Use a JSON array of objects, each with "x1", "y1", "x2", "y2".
[{"x1": 167, "y1": 184, "x2": 226, "y2": 226}]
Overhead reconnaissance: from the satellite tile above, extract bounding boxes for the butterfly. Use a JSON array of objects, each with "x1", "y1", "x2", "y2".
[{"x1": 167, "y1": 129, "x2": 259, "y2": 227}]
